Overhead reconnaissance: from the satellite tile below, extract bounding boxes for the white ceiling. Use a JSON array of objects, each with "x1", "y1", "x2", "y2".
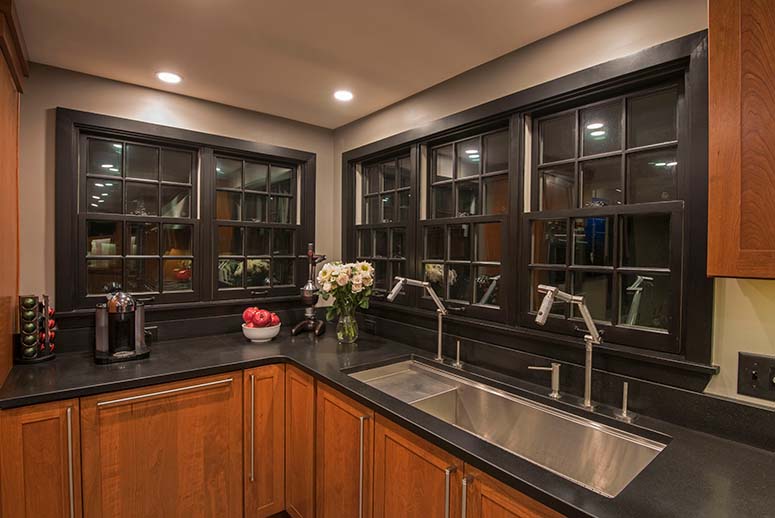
[{"x1": 17, "y1": 0, "x2": 630, "y2": 129}]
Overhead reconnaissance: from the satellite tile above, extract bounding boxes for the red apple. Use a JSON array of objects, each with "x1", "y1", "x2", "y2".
[
  {"x1": 242, "y1": 307, "x2": 257, "y2": 323},
  {"x1": 244, "y1": 322, "x2": 255, "y2": 328},
  {"x1": 252, "y1": 309, "x2": 271, "y2": 327},
  {"x1": 270, "y1": 313, "x2": 280, "y2": 326}
]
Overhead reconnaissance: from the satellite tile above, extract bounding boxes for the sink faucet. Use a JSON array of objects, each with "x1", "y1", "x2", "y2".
[
  {"x1": 387, "y1": 276, "x2": 448, "y2": 362},
  {"x1": 535, "y1": 284, "x2": 601, "y2": 410}
]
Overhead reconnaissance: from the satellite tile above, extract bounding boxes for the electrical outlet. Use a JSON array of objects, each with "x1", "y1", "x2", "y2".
[{"x1": 738, "y1": 352, "x2": 775, "y2": 402}]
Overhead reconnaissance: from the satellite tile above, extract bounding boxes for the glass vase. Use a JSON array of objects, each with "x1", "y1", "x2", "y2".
[{"x1": 336, "y1": 309, "x2": 359, "y2": 344}]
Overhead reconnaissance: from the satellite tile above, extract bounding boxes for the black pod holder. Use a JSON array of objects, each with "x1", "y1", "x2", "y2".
[
  {"x1": 292, "y1": 243, "x2": 326, "y2": 336},
  {"x1": 17, "y1": 294, "x2": 56, "y2": 363}
]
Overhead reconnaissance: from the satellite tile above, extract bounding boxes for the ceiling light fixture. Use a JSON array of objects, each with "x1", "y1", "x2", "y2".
[
  {"x1": 157, "y1": 72, "x2": 182, "y2": 84},
  {"x1": 101, "y1": 164, "x2": 113, "y2": 168},
  {"x1": 334, "y1": 90, "x2": 354, "y2": 102},
  {"x1": 666, "y1": 161, "x2": 678, "y2": 166},
  {"x1": 589, "y1": 130, "x2": 606, "y2": 137},
  {"x1": 586, "y1": 123, "x2": 604, "y2": 130},
  {"x1": 465, "y1": 149, "x2": 479, "y2": 155}
]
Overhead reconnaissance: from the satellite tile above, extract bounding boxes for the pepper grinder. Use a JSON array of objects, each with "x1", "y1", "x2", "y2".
[{"x1": 292, "y1": 243, "x2": 326, "y2": 336}]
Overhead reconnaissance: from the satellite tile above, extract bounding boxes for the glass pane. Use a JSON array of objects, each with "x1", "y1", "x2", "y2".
[
  {"x1": 456, "y1": 138, "x2": 480, "y2": 178},
  {"x1": 477, "y1": 223, "x2": 501, "y2": 262},
  {"x1": 216, "y1": 191, "x2": 241, "y2": 220},
  {"x1": 89, "y1": 140, "x2": 122, "y2": 176},
  {"x1": 622, "y1": 214, "x2": 670, "y2": 268},
  {"x1": 272, "y1": 259, "x2": 294, "y2": 285},
  {"x1": 573, "y1": 271, "x2": 613, "y2": 322},
  {"x1": 457, "y1": 181, "x2": 479, "y2": 217},
  {"x1": 540, "y1": 114, "x2": 574, "y2": 163},
  {"x1": 383, "y1": 161, "x2": 396, "y2": 190},
  {"x1": 432, "y1": 145, "x2": 453, "y2": 182},
  {"x1": 272, "y1": 229, "x2": 294, "y2": 255},
  {"x1": 218, "y1": 226, "x2": 243, "y2": 256},
  {"x1": 373, "y1": 261, "x2": 387, "y2": 290},
  {"x1": 573, "y1": 217, "x2": 613, "y2": 266},
  {"x1": 125, "y1": 144, "x2": 158, "y2": 181},
  {"x1": 381, "y1": 193, "x2": 395, "y2": 223},
  {"x1": 581, "y1": 101, "x2": 622, "y2": 156},
  {"x1": 161, "y1": 149, "x2": 192, "y2": 184},
  {"x1": 126, "y1": 182, "x2": 159, "y2": 216},
  {"x1": 358, "y1": 229, "x2": 372, "y2": 257},
  {"x1": 246, "y1": 228, "x2": 270, "y2": 256},
  {"x1": 216, "y1": 158, "x2": 242, "y2": 189},
  {"x1": 423, "y1": 263, "x2": 444, "y2": 298},
  {"x1": 398, "y1": 190, "x2": 410, "y2": 222},
  {"x1": 365, "y1": 165, "x2": 380, "y2": 194},
  {"x1": 398, "y1": 157, "x2": 411, "y2": 187},
  {"x1": 161, "y1": 185, "x2": 191, "y2": 218},
  {"x1": 532, "y1": 220, "x2": 567, "y2": 265},
  {"x1": 620, "y1": 273, "x2": 671, "y2": 330},
  {"x1": 163, "y1": 259, "x2": 193, "y2": 291},
  {"x1": 539, "y1": 165, "x2": 574, "y2": 210},
  {"x1": 432, "y1": 184, "x2": 454, "y2": 219},
  {"x1": 374, "y1": 229, "x2": 388, "y2": 257},
  {"x1": 86, "y1": 258, "x2": 121, "y2": 295},
  {"x1": 86, "y1": 179, "x2": 122, "y2": 213},
  {"x1": 246, "y1": 259, "x2": 271, "y2": 288},
  {"x1": 426, "y1": 226, "x2": 445, "y2": 260},
  {"x1": 270, "y1": 166, "x2": 293, "y2": 194},
  {"x1": 128, "y1": 223, "x2": 158, "y2": 256},
  {"x1": 218, "y1": 259, "x2": 243, "y2": 289},
  {"x1": 365, "y1": 196, "x2": 379, "y2": 224},
  {"x1": 580, "y1": 157, "x2": 622, "y2": 207},
  {"x1": 628, "y1": 149, "x2": 677, "y2": 204},
  {"x1": 392, "y1": 229, "x2": 406, "y2": 258},
  {"x1": 244, "y1": 193, "x2": 267, "y2": 222},
  {"x1": 483, "y1": 174, "x2": 508, "y2": 215},
  {"x1": 530, "y1": 270, "x2": 567, "y2": 316},
  {"x1": 448, "y1": 264, "x2": 471, "y2": 303},
  {"x1": 475, "y1": 265, "x2": 500, "y2": 307},
  {"x1": 484, "y1": 130, "x2": 508, "y2": 173},
  {"x1": 87, "y1": 221, "x2": 122, "y2": 256},
  {"x1": 270, "y1": 196, "x2": 294, "y2": 224},
  {"x1": 628, "y1": 88, "x2": 677, "y2": 148},
  {"x1": 126, "y1": 258, "x2": 159, "y2": 293},
  {"x1": 449, "y1": 224, "x2": 471, "y2": 261},
  {"x1": 391, "y1": 260, "x2": 406, "y2": 280},
  {"x1": 162, "y1": 224, "x2": 192, "y2": 256},
  {"x1": 245, "y1": 162, "x2": 268, "y2": 191}
]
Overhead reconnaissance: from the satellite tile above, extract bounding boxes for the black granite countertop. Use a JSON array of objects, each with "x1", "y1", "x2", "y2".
[{"x1": 0, "y1": 330, "x2": 772, "y2": 518}]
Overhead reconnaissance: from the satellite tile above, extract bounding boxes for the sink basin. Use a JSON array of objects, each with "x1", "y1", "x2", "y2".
[{"x1": 350, "y1": 359, "x2": 666, "y2": 498}]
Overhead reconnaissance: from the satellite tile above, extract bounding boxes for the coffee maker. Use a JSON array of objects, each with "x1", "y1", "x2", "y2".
[{"x1": 95, "y1": 285, "x2": 150, "y2": 364}]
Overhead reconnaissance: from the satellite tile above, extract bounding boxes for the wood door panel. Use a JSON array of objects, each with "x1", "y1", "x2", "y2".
[
  {"x1": 466, "y1": 466, "x2": 563, "y2": 518},
  {"x1": 285, "y1": 365, "x2": 315, "y2": 518}
]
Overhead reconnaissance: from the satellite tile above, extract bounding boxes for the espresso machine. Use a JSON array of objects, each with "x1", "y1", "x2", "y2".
[
  {"x1": 292, "y1": 243, "x2": 326, "y2": 336},
  {"x1": 95, "y1": 285, "x2": 150, "y2": 364}
]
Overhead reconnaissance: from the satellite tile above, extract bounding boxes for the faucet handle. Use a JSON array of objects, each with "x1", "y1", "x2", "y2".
[{"x1": 528, "y1": 363, "x2": 561, "y2": 399}]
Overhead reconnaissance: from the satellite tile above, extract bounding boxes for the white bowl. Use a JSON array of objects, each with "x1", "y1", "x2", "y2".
[{"x1": 242, "y1": 323, "x2": 281, "y2": 343}]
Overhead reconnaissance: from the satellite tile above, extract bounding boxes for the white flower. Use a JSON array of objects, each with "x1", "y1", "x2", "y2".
[
  {"x1": 352, "y1": 283, "x2": 363, "y2": 293},
  {"x1": 336, "y1": 272, "x2": 349, "y2": 286},
  {"x1": 352, "y1": 273, "x2": 363, "y2": 285},
  {"x1": 357, "y1": 262, "x2": 371, "y2": 274},
  {"x1": 322, "y1": 282, "x2": 332, "y2": 292}
]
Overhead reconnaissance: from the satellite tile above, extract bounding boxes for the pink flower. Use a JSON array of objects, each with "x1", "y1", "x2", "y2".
[
  {"x1": 336, "y1": 272, "x2": 349, "y2": 286},
  {"x1": 352, "y1": 283, "x2": 363, "y2": 293}
]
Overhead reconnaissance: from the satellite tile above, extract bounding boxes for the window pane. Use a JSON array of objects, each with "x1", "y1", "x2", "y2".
[
  {"x1": 218, "y1": 226, "x2": 243, "y2": 256},
  {"x1": 383, "y1": 161, "x2": 396, "y2": 190},
  {"x1": 398, "y1": 157, "x2": 411, "y2": 187},
  {"x1": 161, "y1": 185, "x2": 191, "y2": 218},
  {"x1": 246, "y1": 259, "x2": 271, "y2": 287},
  {"x1": 448, "y1": 264, "x2": 471, "y2": 303},
  {"x1": 373, "y1": 261, "x2": 387, "y2": 290},
  {"x1": 456, "y1": 138, "x2": 480, "y2": 178},
  {"x1": 581, "y1": 101, "x2": 622, "y2": 156},
  {"x1": 270, "y1": 166, "x2": 293, "y2": 194},
  {"x1": 475, "y1": 265, "x2": 500, "y2": 307},
  {"x1": 432, "y1": 145, "x2": 453, "y2": 182},
  {"x1": 126, "y1": 182, "x2": 159, "y2": 216},
  {"x1": 477, "y1": 223, "x2": 501, "y2": 262},
  {"x1": 125, "y1": 144, "x2": 158, "y2": 181},
  {"x1": 365, "y1": 165, "x2": 380, "y2": 194},
  {"x1": 398, "y1": 190, "x2": 410, "y2": 222},
  {"x1": 392, "y1": 229, "x2": 406, "y2": 258},
  {"x1": 216, "y1": 158, "x2": 242, "y2": 189},
  {"x1": 381, "y1": 193, "x2": 395, "y2": 223},
  {"x1": 449, "y1": 224, "x2": 471, "y2": 261},
  {"x1": 573, "y1": 217, "x2": 613, "y2": 266},
  {"x1": 484, "y1": 130, "x2": 508, "y2": 173},
  {"x1": 391, "y1": 260, "x2": 406, "y2": 280},
  {"x1": 424, "y1": 263, "x2": 444, "y2": 298},
  {"x1": 573, "y1": 271, "x2": 612, "y2": 322},
  {"x1": 128, "y1": 223, "x2": 158, "y2": 256},
  {"x1": 457, "y1": 181, "x2": 479, "y2": 216},
  {"x1": 273, "y1": 259, "x2": 294, "y2": 285},
  {"x1": 540, "y1": 114, "x2": 574, "y2": 163},
  {"x1": 620, "y1": 273, "x2": 671, "y2": 330},
  {"x1": 246, "y1": 228, "x2": 270, "y2": 256},
  {"x1": 244, "y1": 193, "x2": 267, "y2": 222},
  {"x1": 162, "y1": 224, "x2": 192, "y2": 256},
  {"x1": 580, "y1": 157, "x2": 622, "y2": 207},
  {"x1": 426, "y1": 226, "x2": 445, "y2": 260},
  {"x1": 539, "y1": 165, "x2": 574, "y2": 210},
  {"x1": 161, "y1": 149, "x2": 192, "y2": 184},
  {"x1": 86, "y1": 179, "x2": 122, "y2": 213},
  {"x1": 163, "y1": 259, "x2": 193, "y2": 291},
  {"x1": 218, "y1": 259, "x2": 243, "y2": 289},
  {"x1": 622, "y1": 214, "x2": 670, "y2": 268},
  {"x1": 628, "y1": 88, "x2": 677, "y2": 148},
  {"x1": 432, "y1": 184, "x2": 454, "y2": 219},
  {"x1": 216, "y1": 191, "x2": 241, "y2": 220},
  {"x1": 272, "y1": 229, "x2": 294, "y2": 255},
  {"x1": 358, "y1": 229, "x2": 372, "y2": 257},
  {"x1": 86, "y1": 258, "x2": 121, "y2": 295},
  {"x1": 531, "y1": 269, "x2": 567, "y2": 315},
  {"x1": 270, "y1": 196, "x2": 293, "y2": 224},
  {"x1": 374, "y1": 229, "x2": 388, "y2": 257},
  {"x1": 532, "y1": 220, "x2": 567, "y2": 265},
  {"x1": 628, "y1": 149, "x2": 677, "y2": 204},
  {"x1": 483, "y1": 174, "x2": 508, "y2": 215},
  {"x1": 126, "y1": 258, "x2": 159, "y2": 293},
  {"x1": 365, "y1": 196, "x2": 379, "y2": 224},
  {"x1": 87, "y1": 221, "x2": 122, "y2": 256},
  {"x1": 245, "y1": 162, "x2": 268, "y2": 191},
  {"x1": 89, "y1": 140, "x2": 122, "y2": 176}
]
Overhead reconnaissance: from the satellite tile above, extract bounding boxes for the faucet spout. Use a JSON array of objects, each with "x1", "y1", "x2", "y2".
[{"x1": 387, "y1": 276, "x2": 448, "y2": 362}]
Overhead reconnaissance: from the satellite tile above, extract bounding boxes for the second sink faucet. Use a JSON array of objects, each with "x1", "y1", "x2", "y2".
[
  {"x1": 535, "y1": 284, "x2": 602, "y2": 410},
  {"x1": 387, "y1": 276, "x2": 448, "y2": 362}
]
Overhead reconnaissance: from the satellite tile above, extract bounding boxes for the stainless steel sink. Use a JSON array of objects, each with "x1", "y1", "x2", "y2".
[{"x1": 350, "y1": 359, "x2": 666, "y2": 498}]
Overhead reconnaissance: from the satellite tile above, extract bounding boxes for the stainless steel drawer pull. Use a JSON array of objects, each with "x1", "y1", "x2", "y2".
[
  {"x1": 461, "y1": 476, "x2": 471, "y2": 518},
  {"x1": 444, "y1": 466, "x2": 456, "y2": 518},
  {"x1": 249, "y1": 374, "x2": 255, "y2": 483},
  {"x1": 66, "y1": 406, "x2": 75, "y2": 518},
  {"x1": 358, "y1": 415, "x2": 370, "y2": 518},
  {"x1": 96, "y1": 378, "x2": 233, "y2": 407}
]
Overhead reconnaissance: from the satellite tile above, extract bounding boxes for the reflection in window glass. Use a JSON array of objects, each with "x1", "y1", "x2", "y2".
[
  {"x1": 161, "y1": 185, "x2": 191, "y2": 218},
  {"x1": 272, "y1": 259, "x2": 294, "y2": 285},
  {"x1": 398, "y1": 157, "x2": 411, "y2": 187},
  {"x1": 374, "y1": 229, "x2": 388, "y2": 257},
  {"x1": 162, "y1": 224, "x2": 192, "y2": 256},
  {"x1": 128, "y1": 223, "x2": 158, "y2": 256},
  {"x1": 580, "y1": 101, "x2": 622, "y2": 156},
  {"x1": 381, "y1": 193, "x2": 395, "y2": 223},
  {"x1": 475, "y1": 265, "x2": 500, "y2": 307},
  {"x1": 432, "y1": 145, "x2": 453, "y2": 182},
  {"x1": 218, "y1": 226, "x2": 243, "y2": 256},
  {"x1": 432, "y1": 184, "x2": 454, "y2": 218},
  {"x1": 126, "y1": 182, "x2": 159, "y2": 216},
  {"x1": 448, "y1": 264, "x2": 471, "y2": 302},
  {"x1": 383, "y1": 162, "x2": 396, "y2": 190},
  {"x1": 532, "y1": 220, "x2": 567, "y2": 265},
  {"x1": 457, "y1": 181, "x2": 478, "y2": 216},
  {"x1": 163, "y1": 259, "x2": 193, "y2": 292},
  {"x1": 456, "y1": 138, "x2": 480, "y2": 178},
  {"x1": 398, "y1": 191, "x2": 410, "y2": 222},
  {"x1": 244, "y1": 193, "x2": 267, "y2": 222},
  {"x1": 540, "y1": 114, "x2": 574, "y2": 163},
  {"x1": 573, "y1": 217, "x2": 613, "y2": 266},
  {"x1": 270, "y1": 196, "x2": 293, "y2": 224},
  {"x1": 86, "y1": 179, "x2": 122, "y2": 214},
  {"x1": 573, "y1": 271, "x2": 612, "y2": 322},
  {"x1": 424, "y1": 263, "x2": 444, "y2": 298},
  {"x1": 622, "y1": 214, "x2": 670, "y2": 268},
  {"x1": 246, "y1": 228, "x2": 270, "y2": 256},
  {"x1": 161, "y1": 149, "x2": 192, "y2": 184},
  {"x1": 484, "y1": 131, "x2": 508, "y2": 173},
  {"x1": 246, "y1": 259, "x2": 270, "y2": 287},
  {"x1": 245, "y1": 162, "x2": 268, "y2": 191},
  {"x1": 89, "y1": 140, "x2": 123, "y2": 176},
  {"x1": 628, "y1": 150, "x2": 677, "y2": 204},
  {"x1": 216, "y1": 191, "x2": 241, "y2": 220},
  {"x1": 449, "y1": 224, "x2": 471, "y2": 261},
  {"x1": 87, "y1": 258, "x2": 122, "y2": 295},
  {"x1": 477, "y1": 223, "x2": 501, "y2": 262},
  {"x1": 580, "y1": 157, "x2": 622, "y2": 207},
  {"x1": 426, "y1": 226, "x2": 445, "y2": 260},
  {"x1": 272, "y1": 229, "x2": 294, "y2": 255},
  {"x1": 373, "y1": 261, "x2": 387, "y2": 290},
  {"x1": 126, "y1": 144, "x2": 158, "y2": 181},
  {"x1": 628, "y1": 88, "x2": 677, "y2": 148},
  {"x1": 365, "y1": 165, "x2": 380, "y2": 194},
  {"x1": 531, "y1": 269, "x2": 567, "y2": 316},
  {"x1": 218, "y1": 259, "x2": 243, "y2": 289},
  {"x1": 126, "y1": 258, "x2": 159, "y2": 293},
  {"x1": 358, "y1": 229, "x2": 372, "y2": 257},
  {"x1": 216, "y1": 158, "x2": 242, "y2": 189},
  {"x1": 539, "y1": 165, "x2": 574, "y2": 210},
  {"x1": 87, "y1": 221, "x2": 122, "y2": 256},
  {"x1": 270, "y1": 166, "x2": 293, "y2": 194},
  {"x1": 392, "y1": 229, "x2": 405, "y2": 258},
  {"x1": 620, "y1": 273, "x2": 671, "y2": 330}
]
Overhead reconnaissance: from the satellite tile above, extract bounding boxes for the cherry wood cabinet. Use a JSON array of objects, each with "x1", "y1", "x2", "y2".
[
  {"x1": 464, "y1": 466, "x2": 563, "y2": 518},
  {"x1": 285, "y1": 365, "x2": 316, "y2": 518},
  {"x1": 315, "y1": 384, "x2": 374, "y2": 518},
  {"x1": 79, "y1": 372, "x2": 243, "y2": 518},
  {"x1": 244, "y1": 365, "x2": 285, "y2": 518},
  {"x1": 0, "y1": 398, "x2": 82, "y2": 518}
]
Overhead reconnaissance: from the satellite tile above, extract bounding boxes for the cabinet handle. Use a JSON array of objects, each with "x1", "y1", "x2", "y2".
[
  {"x1": 461, "y1": 476, "x2": 471, "y2": 518},
  {"x1": 96, "y1": 378, "x2": 233, "y2": 407},
  {"x1": 249, "y1": 374, "x2": 255, "y2": 483},
  {"x1": 358, "y1": 415, "x2": 370, "y2": 518},
  {"x1": 66, "y1": 407, "x2": 75, "y2": 518},
  {"x1": 444, "y1": 466, "x2": 456, "y2": 518}
]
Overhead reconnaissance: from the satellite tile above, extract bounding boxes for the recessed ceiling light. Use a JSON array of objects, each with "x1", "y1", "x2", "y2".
[
  {"x1": 666, "y1": 161, "x2": 678, "y2": 166},
  {"x1": 101, "y1": 164, "x2": 113, "y2": 168},
  {"x1": 334, "y1": 90, "x2": 354, "y2": 102},
  {"x1": 589, "y1": 130, "x2": 606, "y2": 137},
  {"x1": 157, "y1": 72, "x2": 182, "y2": 84},
  {"x1": 586, "y1": 123, "x2": 604, "y2": 130},
  {"x1": 465, "y1": 149, "x2": 479, "y2": 155}
]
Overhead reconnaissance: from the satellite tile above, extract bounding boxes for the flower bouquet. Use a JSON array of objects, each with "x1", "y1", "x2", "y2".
[{"x1": 317, "y1": 261, "x2": 374, "y2": 343}]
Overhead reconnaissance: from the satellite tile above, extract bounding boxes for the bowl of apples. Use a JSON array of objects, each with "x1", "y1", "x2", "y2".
[{"x1": 241, "y1": 306, "x2": 281, "y2": 343}]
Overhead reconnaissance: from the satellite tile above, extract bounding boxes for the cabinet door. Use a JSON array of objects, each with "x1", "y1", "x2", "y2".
[
  {"x1": 373, "y1": 415, "x2": 462, "y2": 518},
  {"x1": 80, "y1": 372, "x2": 243, "y2": 518},
  {"x1": 316, "y1": 384, "x2": 374, "y2": 518},
  {"x1": 464, "y1": 466, "x2": 563, "y2": 518},
  {"x1": 0, "y1": 399, "x2": 82, "y2": 518},
  {"x1": 245, "y1": 365, "x2": 285, "y2": 517},
  {"x1": 286, "y1": 365, "x2": 316, "y2": 518}
]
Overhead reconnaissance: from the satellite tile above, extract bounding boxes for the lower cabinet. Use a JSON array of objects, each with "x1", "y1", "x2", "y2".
[
  {"x1": 464, "y1": 466, "x2": 563, "y2": 518},
  {"x1": 79, "y1": 372, "x2": 243, "y2": 518},
  {"x1": 0, "y1": 398, "x2": 82, "y2": 518},
  {"x1": 285, "y1": 365, "x2": 316, "y2": 518}
]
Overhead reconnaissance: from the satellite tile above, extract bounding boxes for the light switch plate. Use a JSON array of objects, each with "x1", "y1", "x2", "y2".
[{"x1": 738, "y1": 352, "x2": 775, "y2": 402}]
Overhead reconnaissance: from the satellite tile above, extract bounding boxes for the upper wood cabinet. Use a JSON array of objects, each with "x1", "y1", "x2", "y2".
[
  {"x1": 464, "y1": 466, "x2": 563, "y2": 518},
  {"x1": 244, "y1": 365, "x2": 286, "y2": 518},
  {"x1": 316, "y1": 384, "x2": 374, "y2": 518},
  {"x1": 0, "y1": 398, "x2": 82, "y2": 518},
  {"x1": 708, "y1": 0, "x2": 775, "y2": 278},
  {"x1": 79, "y1": 372, "x2": 243, "y2": 518},
  {"x1": 286, "y1": 365, "x2": 316, "y2": 518}
]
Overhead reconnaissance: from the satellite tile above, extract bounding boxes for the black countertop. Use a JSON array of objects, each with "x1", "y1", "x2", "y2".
[{"x1": 0, "y1": 330, "x2": 772, "y2": 518}]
